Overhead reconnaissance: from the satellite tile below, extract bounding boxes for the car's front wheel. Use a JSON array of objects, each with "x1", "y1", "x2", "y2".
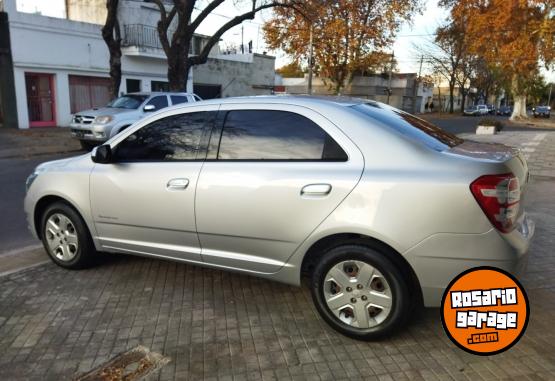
[
  {"x1": 310, "y1": 245, "x2": 410, "y2": 340},
  {"x1": 40, "y1": 202, "x2": 96, "y2": 269}
]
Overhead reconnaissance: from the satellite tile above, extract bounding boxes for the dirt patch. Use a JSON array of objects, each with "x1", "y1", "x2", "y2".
[{"x1": 74, "y1": 346, "x2": 170, "y2": 381}]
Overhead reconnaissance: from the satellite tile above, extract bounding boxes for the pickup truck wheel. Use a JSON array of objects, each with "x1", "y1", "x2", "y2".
[
  {"x1": 311, "y1": 245, "x2": 410, "y2": 340},
  {"x1": 40, "y1": 202, "x2": 96, "y2": 269}
]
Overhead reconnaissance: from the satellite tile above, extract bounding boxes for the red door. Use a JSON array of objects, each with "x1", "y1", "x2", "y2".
[{"x1": 25, "y1": 73, "x2": 56, "y2": 127}]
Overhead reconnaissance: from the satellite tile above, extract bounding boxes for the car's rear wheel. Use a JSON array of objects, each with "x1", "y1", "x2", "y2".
[
  {"x1": 310, "y1": 245, "x2": 410, "y2": 340},
  {"x1": 40, "y1": 202, "x2": 96, "y2": 269}
]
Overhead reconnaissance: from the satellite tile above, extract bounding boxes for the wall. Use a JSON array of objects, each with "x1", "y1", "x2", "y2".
[
  {"x1": 66, "y1": 0, "x2": 105, "y2": 24},
  {"x1": 194, "y1": 53, "x2": 275, "y2": 97}
]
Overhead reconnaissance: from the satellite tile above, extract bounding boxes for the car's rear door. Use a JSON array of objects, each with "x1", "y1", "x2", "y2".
[
  {"x1": 195, "y1": 104, "x2": 364, "y2": 273},
  {"x1": 90, "y1": 106, "x2": 217, "y2": 262}
]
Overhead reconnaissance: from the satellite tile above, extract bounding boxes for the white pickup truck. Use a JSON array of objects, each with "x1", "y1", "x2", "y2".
[{"x1": 70, "y1": 92, "x2": 201, "y2": 150}]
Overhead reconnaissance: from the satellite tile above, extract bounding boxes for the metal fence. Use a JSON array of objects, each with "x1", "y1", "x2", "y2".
[{"x1": 123, "y1": 24, "x2": 170, "y2": 50}]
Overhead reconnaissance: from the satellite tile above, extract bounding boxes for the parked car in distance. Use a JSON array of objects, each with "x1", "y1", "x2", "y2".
[
  {"x1": 70, "y1": 92, "x2": 201, "y2": 150},
  {"x1": 25, "y1": 96, "x2": 534, "y2": 340},
  {"x1": 463, "y1": 104, "x2": 488, "y2": 116},
  {"x1": 486, "y1": 104, "x2": 496, "y2": 114},
  {"x1": 496, "y1": 105, "x2": 512, "y2": 116},
  {"x1": 532, "y1": 105, "x2": 551, "y2": 118}
]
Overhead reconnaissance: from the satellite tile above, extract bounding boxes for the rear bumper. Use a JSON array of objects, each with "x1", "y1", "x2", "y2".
[{"x1": 404, "y1": 212, "x2": 534, "y2": 307}]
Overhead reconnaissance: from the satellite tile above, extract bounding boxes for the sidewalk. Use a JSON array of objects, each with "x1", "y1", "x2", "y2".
[
  {"x1": 459, "y1": 131, "x2": 555, "y2": 178},
  {"x1": 0, "y1": 128, "x2": 83, "y2": 159}
]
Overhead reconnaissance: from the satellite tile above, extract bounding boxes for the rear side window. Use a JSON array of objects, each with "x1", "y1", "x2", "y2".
[
  {"x1": 171, "y1": 95, "x2": 189, "y2": 105},
  {"x1": 146, "y1": 95, "x2": 169, "y2": 110},
  {"x1": 351, "y1": 103, "x2": 463, "y2": 151},
  {"x1": 217, "y1": 110, "x2": 348, "y2": 161},
  {"x1": 115, "y1": 112, "x2": 216, "y2": 161}
]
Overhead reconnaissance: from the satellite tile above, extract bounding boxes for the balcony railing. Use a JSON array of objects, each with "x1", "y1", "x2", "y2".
[
  {"x1": 123, "y1": 24, "x2": 168, "y2": 50},
  {"x1": 123, "y1": 24, "x2": 202, "y2": 55}
]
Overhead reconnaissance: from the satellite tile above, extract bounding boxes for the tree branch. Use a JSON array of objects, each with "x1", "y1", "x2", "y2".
[
  {"x1": 189, "y1": 1, "x2": 298, "y2": 66},
  {"x1": 190, "y1": 0, "x2": 226, "y2": 32}
]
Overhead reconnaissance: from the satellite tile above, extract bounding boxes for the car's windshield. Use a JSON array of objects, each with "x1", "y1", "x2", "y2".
[
  {"x1": 107, "y1": 95, "x2": 148, "y2": 109},
  {"x1": 351, "y1": 103, "x2": 464, "y2": 151}
]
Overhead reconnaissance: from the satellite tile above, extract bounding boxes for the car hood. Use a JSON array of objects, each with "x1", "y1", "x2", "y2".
[
  {"x1": 36, "y1": 154, "x2": 89, "y2": 172},
  {"x1": 74, "y1": 107, "x2": 136, "y2": 117}
]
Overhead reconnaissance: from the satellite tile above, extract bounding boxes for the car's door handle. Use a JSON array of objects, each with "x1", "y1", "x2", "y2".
[
  {"x1": 301, "y1": 184, "x2": 332, "y2": 197},
  {"x1": 166, "y1": 178, "x2": 189, "y2": 191}
]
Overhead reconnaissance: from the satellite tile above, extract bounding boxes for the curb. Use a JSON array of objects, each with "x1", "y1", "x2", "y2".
[
  {"x1": 0, "y1": 149, "x2": 84, "y2": 160},
  {"x1": 0, "y1": 244, "x2": 50, "y2": 278}
]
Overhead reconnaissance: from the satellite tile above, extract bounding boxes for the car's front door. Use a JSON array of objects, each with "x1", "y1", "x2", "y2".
[
  {"x1": 90, "y1": 108, "x2": 217, "y2": 262},
  {"x1": 195, "y1": 104, "x2": 364, "y2": 273}
]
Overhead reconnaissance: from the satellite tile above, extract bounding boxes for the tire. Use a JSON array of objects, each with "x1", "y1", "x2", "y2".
[
  {"x1": 80, "y1": 140, "x2": 97, "y2": 151},
  {"x1": 310, "y1": 245, "x2": 410, "y2": 340},
  {"x1": 40, "y1": 202, "x2": 97, "y2": 269}
]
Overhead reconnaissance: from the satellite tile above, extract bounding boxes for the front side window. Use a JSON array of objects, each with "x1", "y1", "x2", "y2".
[
  {"x1": 114, "y1": 112, "x2": 216, "y2": 161},
  {"x1": 146, "y1": 96, "x2": 169, "y2": 110},
  {"x1": 217, "y1": 110, "x2": 347, "y2": 161}
]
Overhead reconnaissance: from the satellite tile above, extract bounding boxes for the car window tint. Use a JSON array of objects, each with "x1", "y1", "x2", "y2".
[
  {"x1": 146, "y1": 96, "x2": 168, "y2": 110},
  {"x1": 351, "y1": 103, "x2": 463, "y2": 151},
  {"x1": 115, "y1": 112, "x2": 216, "y2": 161},
  {"x1": 171, "y1": 95, "x2": 189, "y2": 105},
  {"x1": 218, "y1": 110, "x2": 347, "y2": 161}
]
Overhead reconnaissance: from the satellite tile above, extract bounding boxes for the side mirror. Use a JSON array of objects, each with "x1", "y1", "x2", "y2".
[
  {"x1": 143, "y1": 104, "x2": 156, "y2": 112},
  {"x1": 91, "y1": 145, "x2": 112, "y2": 164}
]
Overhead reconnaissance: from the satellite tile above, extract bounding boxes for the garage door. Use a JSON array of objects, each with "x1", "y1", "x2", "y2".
[{"x1": 69, "y1": 75, "x2": 112, "y2": 113}]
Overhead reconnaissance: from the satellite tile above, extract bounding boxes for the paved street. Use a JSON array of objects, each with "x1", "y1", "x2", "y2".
[{"x1": 0, "y1": 154, "x2": 74, "y2": 254}]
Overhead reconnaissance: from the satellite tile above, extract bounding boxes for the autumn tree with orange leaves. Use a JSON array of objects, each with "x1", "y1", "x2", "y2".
[
  {"x1": 441, "y1": 0, "x2": 555, "y2": 120},
  {"x1": 264, "y1": 0, "x2": 421, "y2": 94}
]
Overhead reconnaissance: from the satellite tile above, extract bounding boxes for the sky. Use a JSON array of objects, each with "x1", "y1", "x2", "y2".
[{"x1": 13, "y1": 0, "x2": 555, "y2": 81}]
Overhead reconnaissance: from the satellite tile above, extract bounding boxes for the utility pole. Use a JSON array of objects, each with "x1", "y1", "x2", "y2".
[
  {"x1": 308, "y1": 24, "x2": 314, "y2": 95},
  {"x1": 413, "y1": 55, "x2": 424, "y2": 113},
  {"x1": 241, "y1": 24, "x2": 244, "y2": 54},
  {"x1": 386, "y1": 51, "x2": 394, "y2": 105}
]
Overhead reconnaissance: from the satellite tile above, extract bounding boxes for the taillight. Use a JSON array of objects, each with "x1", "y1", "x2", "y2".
[{"x1": 470, "y1": 173, "x2": 520, "y2": 233}]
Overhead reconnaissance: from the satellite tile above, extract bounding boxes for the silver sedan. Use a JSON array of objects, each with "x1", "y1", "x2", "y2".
[{"x1": 24, "y1": 96, "x2": 534, "y2": 340}]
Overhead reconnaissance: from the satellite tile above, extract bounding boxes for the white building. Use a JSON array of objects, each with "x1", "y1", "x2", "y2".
[{"x1": 0, "y1": 0, "x2": 276, "y2": 129}]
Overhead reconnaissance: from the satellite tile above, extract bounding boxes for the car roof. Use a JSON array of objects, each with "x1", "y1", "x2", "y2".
[
  {"x1": 126, "y1": 92, "x2": 193, "y2": 96},
  {"x1": 190, "y1": 95, "x2": 373, "y2": 108}
]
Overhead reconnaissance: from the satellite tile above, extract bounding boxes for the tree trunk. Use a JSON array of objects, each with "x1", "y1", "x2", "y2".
[
  {"x1": 510, "y1": 75, "x2": 528, "y2": 120},
  {"x1": 101, "y1": 0, "x2": 121, "y2": 98},
  {"x1": 107, "y1": 45, "x2": 121, "y2": 98},
  {"x1": 461, "y1": 91, "x2": 467, "y2": 115},
  {"x1": 167, "y1": 55, "x2": 190, "y2": 92},
  {"x1": 511, "y1": 95, "x2": 528, "y2": 120}
]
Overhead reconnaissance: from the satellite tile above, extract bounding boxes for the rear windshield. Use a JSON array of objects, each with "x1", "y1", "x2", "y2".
[{"x1": 351, "y1": 103, "x2": 463, "y2": 151}]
